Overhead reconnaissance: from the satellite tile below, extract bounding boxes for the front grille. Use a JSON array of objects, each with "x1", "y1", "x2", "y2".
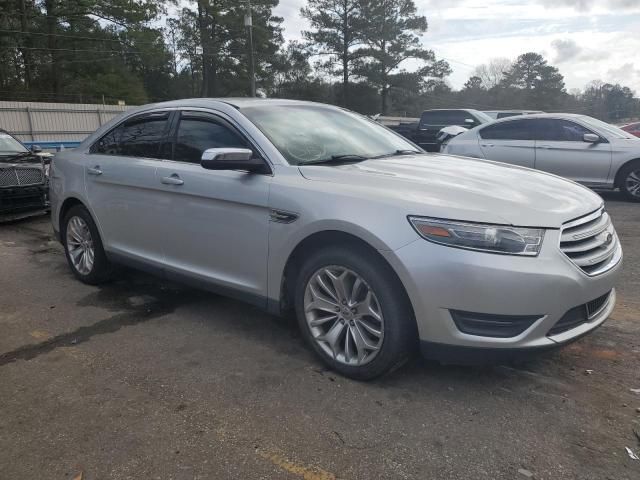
[
  {"x1": 0, "y1": 167, "x2": 44, "y2": 187},
  {"x1": 560, "y1": 208, "x2": 621, "y2": 275},
  {"x1": 548, "y1": 290, "x2": 612, "y2": 336}
]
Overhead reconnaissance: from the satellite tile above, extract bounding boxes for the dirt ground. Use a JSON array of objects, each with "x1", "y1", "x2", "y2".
[{"x1": 1, "y1": 191, "x2": 639, "y2": 480}]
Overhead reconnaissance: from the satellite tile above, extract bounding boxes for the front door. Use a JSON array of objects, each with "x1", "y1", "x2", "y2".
[
  {"x1": 477, "y1": 118, "x2": 536, "y2": 168},
  {"x1": 85, "y1": 111, "x2": 171, "y2": 265},
  {"x1": 156, "y1": 110, "x2": 272, "y2": 302},
  {"x1": 533, "y1": 119, "x2": 612, "y2": 185}
]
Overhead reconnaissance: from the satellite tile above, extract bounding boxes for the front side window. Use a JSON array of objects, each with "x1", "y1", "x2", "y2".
[
  {"x1": 91, "y1": 112, "x2": 169, "y2": 158},
  {"x1": 241, "y1": 105, "x2": 417, "y2": 165},
  {"x1": 174, "y1": 115, "x2": 248, "y2": 163},
  {"x1": 536, "y1": 119, "x2": 592, "y2": 142},
  {"x1": 479, "y1": 119, "x2": 536, "y2": 140}
]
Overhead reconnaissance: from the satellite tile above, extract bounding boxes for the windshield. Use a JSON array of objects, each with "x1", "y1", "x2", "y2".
[
  {"x1": 0, "y1": 132, "x2": 29, "y2": 154},
  {"x1": 241, "y1": 105, "x2": 420, "y2": 165},
  {"x1": 578, "y1": 116, "x2": 635, "y2": 139}
]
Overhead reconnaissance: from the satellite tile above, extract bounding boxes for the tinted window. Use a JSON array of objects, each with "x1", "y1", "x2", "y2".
[
  {"x1": 420, "y1": 111, "x2": 474, "y2": 127},
  {"x1": 537, "y1": 119, "x2": 592, "y2": 141},
  {"x1": 91, "y1": 113, "x2": 169, "y2": 158},
  {"x1": 479, "y1": 119, "x2": 536, "y2": 140},
  {"x1": 173, "y1": 116, "x2": 248, "y2": 163}
]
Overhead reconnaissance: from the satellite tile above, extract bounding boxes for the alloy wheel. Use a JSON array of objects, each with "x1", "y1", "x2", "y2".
[
  {"x1": 66, "y1": 216, "x2": 95, "y2": 275},
  {"x1": 304, "y1": 266, "x2": 384, "y2": 366},
  {"x1": 625, "y1": 170, "x2": 640, "y2": 198}
]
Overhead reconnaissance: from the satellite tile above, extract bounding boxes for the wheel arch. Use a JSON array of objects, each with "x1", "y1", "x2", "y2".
[
  {"x1": 277, "y1": 230, "x2": 416, "y2": 327},
  {"x1": 58, "y1": 196, "x2": 86, "y2": 232},
  {"x1": 614, "y1": 158, "x2": 640, "y2": 188}
]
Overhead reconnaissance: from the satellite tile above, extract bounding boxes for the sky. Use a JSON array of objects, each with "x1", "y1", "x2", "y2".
[{"x1": 273, "y1": 0, "x2": 640, "y2": 93}]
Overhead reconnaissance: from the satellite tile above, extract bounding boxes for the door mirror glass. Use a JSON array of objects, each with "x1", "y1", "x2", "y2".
[
  {"x1": 30, "y1": 144, "x2": 43, "y2": 153},
  {"x1": 583, "y1": 133, "x2": 600, "y2": 143},
  {"x1": 464, "y1": 118, "x2": 475, "y2": 124},
  {"x1": 200, "y1": 148, "x2": 266, "y2": 173}
]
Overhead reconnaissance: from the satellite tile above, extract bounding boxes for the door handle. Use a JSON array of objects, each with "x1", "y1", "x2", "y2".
[
  {"x1": 538, "y1": 145, "x2": 551, "y2": 149},
  {"x1": 481, "y1": 143, "x2": 494, "y2": 147},
  {"x1": 87, "y1": 166, "x2": 102, "y2": 175},
  {"x1": 161, "y1": 174, "x2": 184, "y2": 186}
]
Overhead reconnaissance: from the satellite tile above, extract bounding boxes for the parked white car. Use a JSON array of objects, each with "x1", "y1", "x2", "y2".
[{"x1": 443, "y1": 113, "x2": 640, "y2": 201}]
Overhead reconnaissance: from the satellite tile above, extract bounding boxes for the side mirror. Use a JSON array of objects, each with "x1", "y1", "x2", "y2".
[
  {"x1": 583, "y1": 133, "x2": 600, "y2": 143},
  {"x1": 200, "y1": 148, "x2": 267, "y2": 173},
  {"x1": 30, "y1": 145, "x2": 42, "y2": 153}
]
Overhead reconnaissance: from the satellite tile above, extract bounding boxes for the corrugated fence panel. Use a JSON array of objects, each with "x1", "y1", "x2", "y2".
[{"x1": 0, "y1": 101, "x2": 132, "y2": 142}]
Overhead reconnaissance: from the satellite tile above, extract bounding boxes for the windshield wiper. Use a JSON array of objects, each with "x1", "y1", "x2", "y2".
[
  {"x1": 371, "y1": 149, "x2": 422, "y2": 159},
  {"x1": 303, "y1": 154, "x2": 370, "y2": 166}
]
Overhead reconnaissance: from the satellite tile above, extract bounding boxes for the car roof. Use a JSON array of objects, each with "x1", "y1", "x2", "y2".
[
  {"x1": 484, "y1": 112, "x2": 586, "y2": 125},
  {"x1": 134, "y1": 97, "x2": 331, "y2": 110}
]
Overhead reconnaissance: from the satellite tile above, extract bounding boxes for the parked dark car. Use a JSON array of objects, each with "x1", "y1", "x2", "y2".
[
  {"x1": 388, "y1": 109, "x2": 493, "y2": 151},
  {"x1": 0, "y1": 130, "x2": 50, "y2": 221}
]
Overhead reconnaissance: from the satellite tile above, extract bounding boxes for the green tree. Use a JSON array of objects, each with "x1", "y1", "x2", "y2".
[
  {"x1": 358, "y1": 0, "x2": 444, "y2": 114},
  {"x1": 500, "y1": 52, "x2": 565, "y2": 110},
  {"x1": 190, "y1": 0, "x2": 283, "y2": 97},
  {"x1": 301, "y1": 0, "x2": 365, "y2": 107}
]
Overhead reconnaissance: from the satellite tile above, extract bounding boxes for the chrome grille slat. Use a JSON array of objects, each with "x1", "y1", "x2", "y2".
[
  {"x1": 0, "y1": 167, "x2": 43, "y2": 187},
  {"x1": 560, "y1": 208, "x2": 621, "y2": 276}
]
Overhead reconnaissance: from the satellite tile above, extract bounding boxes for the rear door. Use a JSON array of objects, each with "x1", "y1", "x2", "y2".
[
  {"x1": 155, "y1": 110, "x2": 272, "y2": 302},
  {"x1": 533, "y1": 119, "x2": 612, "y2": 185},
  {"x1": 477, "y1": 119, "x2": 536, "y2": 168},
  {"x1": 86, "y1": 111, "x2": 171, "y2": 264}
]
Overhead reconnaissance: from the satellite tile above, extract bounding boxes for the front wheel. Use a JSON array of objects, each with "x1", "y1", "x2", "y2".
[
  {"x1": 619, "y1": 161, "x2": 640, "y2": 202},
  {"x1": 294, "y1": 246, "x2": 416, "y2": 380}
]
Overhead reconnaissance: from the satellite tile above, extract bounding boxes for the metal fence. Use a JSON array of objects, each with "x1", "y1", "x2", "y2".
[{"x1": 0, "y1": 101, "x2": 132, "y2": 147}]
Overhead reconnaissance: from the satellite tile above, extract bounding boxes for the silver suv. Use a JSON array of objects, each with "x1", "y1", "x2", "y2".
[{"x1": 50, "y1": 99, "x2": 622, "y2": 379}]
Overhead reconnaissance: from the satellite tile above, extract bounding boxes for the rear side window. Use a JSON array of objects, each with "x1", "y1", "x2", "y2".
[
  {"x1": 479, "y1": 119, "x2": 536, "y2": 140},
  {"x1": 91, "y1": 112, "x2": 169, "y2": 158},
  {"x1": 173, "y1": 114, "x2": 248, "y2": 163},
  {"x1": 536, "y1": 119, "x2": 594, "y2": 142}
]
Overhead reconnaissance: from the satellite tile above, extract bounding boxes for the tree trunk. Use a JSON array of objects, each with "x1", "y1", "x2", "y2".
[
  {"x1": 381, "y1": 85, "x2": 388, "y2": 115},
  {"x1": 18, "y1": 0, "x2": 32, "y2": 89},
  {"x1": 43, "y1": 0, "x2": 62, "y2": 98},
  {"x1": 341, "y1": 4, "x2": 349, "y2": 107}
]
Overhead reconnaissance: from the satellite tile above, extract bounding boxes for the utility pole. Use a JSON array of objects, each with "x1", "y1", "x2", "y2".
[{"x1": 245, "y1": 0, "x2": 256, "y2": 97}]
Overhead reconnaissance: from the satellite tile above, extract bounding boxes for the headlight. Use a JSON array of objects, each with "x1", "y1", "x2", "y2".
[{"x1": 408, "y1": 216, "x2": 544, "y2": 256}]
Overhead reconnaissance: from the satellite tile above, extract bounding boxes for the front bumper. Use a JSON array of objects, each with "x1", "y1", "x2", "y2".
[
  {"x1": 0, "y1": 184, "x2": 50, "y2": 222},
  {"x1": 381, "y1": 228, "x2": 622, "y2": 357}
]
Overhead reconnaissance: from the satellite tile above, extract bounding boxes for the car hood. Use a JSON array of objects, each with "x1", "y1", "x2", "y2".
[
  {"x1": 299, "y1": 154, "x2": 602, "y2": 228},
  {"x1": 0, "y1": 153, "x2": 41, "y2": 165}
]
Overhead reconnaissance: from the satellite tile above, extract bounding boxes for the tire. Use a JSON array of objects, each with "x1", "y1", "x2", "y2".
[
  {"x1": 618, "y1": 161, "x2": 640, "y2": 202},
  {"x1": 62, "y1": 205, "x2": 113, "y2": 284},
  {"x1": 294, "y1": 245, "x2": 417, "y2": 380}
]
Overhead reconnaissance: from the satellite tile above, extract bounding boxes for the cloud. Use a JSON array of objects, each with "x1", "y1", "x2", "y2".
[
  {"x1": 539, "y1": 0, "x2": 640, "y2": 10},
  {"x1": 551, "y1": 39, "x2": 582, "y2": 63}
]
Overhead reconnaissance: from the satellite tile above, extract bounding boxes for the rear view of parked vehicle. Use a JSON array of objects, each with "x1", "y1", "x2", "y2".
[
  {"x1": 50, "y1": 99, "x2": 621, "y2": 379},
  {"x1": 443, "y1": 113, "x2": 640, "y2": 201},
  {"x1": 0, "y1": 129, "x2": 50, "y2": 222}
]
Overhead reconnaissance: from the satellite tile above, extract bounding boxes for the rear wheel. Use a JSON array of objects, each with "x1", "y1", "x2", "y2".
[
  {"x1": 619, "y1": 161, "x2": 640, "y2": 202},
  {"x1": 62, "y1": 205, "x2": 113, "y2": 284},
  {"x1": 294, "y1": 245, "x2": 416, "y2": 380}
]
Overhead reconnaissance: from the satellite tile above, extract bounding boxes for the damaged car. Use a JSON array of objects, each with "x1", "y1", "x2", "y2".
[{"x1": 0, "y1": 129, "x2": 50, "y2": 222}]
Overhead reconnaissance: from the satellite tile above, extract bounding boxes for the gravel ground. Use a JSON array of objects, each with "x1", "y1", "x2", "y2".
[{"x1": 1, "y1": 191, "x2": 639, "y2": 480}]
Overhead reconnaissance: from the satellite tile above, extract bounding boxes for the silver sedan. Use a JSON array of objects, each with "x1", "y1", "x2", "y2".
[
  {"x1": 443, "y1": 113, "x2": 640, "y2": 201},
  {"x1": 50, "y1": 99, "x2": 622, "y2": 379}
]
